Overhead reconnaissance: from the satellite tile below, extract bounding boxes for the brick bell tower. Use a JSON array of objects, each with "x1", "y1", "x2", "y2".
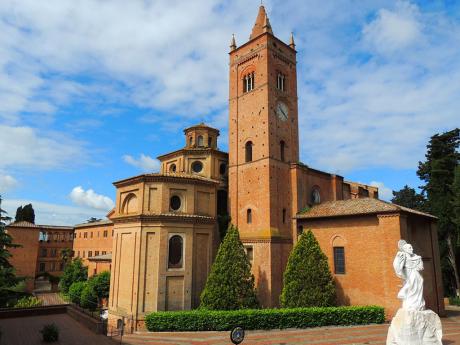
[{"x1": 228, "y1": 5, "x2": 299, "y2": 307}]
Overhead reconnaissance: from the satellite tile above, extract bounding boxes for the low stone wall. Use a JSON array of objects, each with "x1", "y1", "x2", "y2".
[
  {"x1": 66, "y1": 305, "x2": 107, "y2": 334},
  {"x1": 0, "y1": 305, "x2": 68, "y2": 319}
]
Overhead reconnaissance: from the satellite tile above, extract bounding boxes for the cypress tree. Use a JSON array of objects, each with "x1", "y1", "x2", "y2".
[
  {"x1": 417, "y1": 128, "x2": 460, "y2": 295},
  {"x1": 200, "y1": 224, "x2": 258, "y2": 310},
  {"x1": 281, "y1": 230, "x2": 336, "y2": 308}
]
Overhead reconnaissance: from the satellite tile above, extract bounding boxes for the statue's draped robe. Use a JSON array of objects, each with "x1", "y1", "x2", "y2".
[{"x1": 393, "y1": 252, "x2": 425, "y2": 311}]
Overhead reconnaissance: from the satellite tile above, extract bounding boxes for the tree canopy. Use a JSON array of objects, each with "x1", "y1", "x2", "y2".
[
  {"x1": 0, "y1": 195, "x2": 22, "y2": 307},
  {"x1": 59, "y1": 258, "x2": 88, "y2": 293},
  {"x1": 15, "y1": 204, "x2": 35, "y2": 224},
  {"x1": 200, "y1": 224, "x2": 258, "y2": 310},
  {"x1": 280, "y1": 230, "x2": 336, "y2": 308},
  {"x1": 391, "y1": 185, "x2": 427, "y2": 212},
  {"x1": 417, "y1": 128, "x2": 460, "y2": 295}
]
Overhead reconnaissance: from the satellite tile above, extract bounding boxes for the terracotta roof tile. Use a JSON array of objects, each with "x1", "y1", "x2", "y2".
[
  {"x1": 7, "y1": 221, "x2": 39, "y2": 228},
  {"x1": 296, "y1": 198, "x2": 436, "y2": 220}
]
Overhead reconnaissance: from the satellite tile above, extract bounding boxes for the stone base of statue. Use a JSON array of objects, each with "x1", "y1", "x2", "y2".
[{"x1": 386, "y1": 308, "x2": 442, "y2": 345}]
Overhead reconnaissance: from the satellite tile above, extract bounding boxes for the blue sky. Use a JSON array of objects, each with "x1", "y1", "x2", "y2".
[{"x1": 0, "y1": 0, "x2": 459, "y2": 225}]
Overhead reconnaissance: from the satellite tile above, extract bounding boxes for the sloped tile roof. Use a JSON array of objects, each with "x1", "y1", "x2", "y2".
[
  {"x1": 296, "y1": 198, "x2": 436, "y2": 220},
  {"x1": 7, "y1": 221, "x2": 39, "y2": 228}
]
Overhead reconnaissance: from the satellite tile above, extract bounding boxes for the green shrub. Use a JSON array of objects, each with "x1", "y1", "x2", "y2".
[
  {"x1": 68, "y1": 281, "x2": 86, "y2": 305},
  {"x1": 280, "y1": 230, "x2": 336, "y2": 308},
  {"x1": 40, "y1": 323, "x2": 59, "y2": 342},
  {"x1": 14, "y1": 296, "x2": 43, "y2": 308},
  {"x1": 145, "y1": 306, "x2": 385, "y2": 332},
  {"x1": 58, "y1": 258, "x2": 88, "y2": 293},
  {"x1": 449, "y1": 296, "x2": 460, "y2": 306},
  {"x1": 80, "y1": 282, "x2": 98, "y2": 311},
  {"x1": 200, "y1": 224, "x2": 258, "y2": 310},
  {"x1": 92, "y1": 271, "x2": 110, "y2": 301}
]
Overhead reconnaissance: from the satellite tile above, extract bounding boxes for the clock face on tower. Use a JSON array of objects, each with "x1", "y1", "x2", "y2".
[{"x1": 276, "y1": 102, "x2": 288, "y2": 121}]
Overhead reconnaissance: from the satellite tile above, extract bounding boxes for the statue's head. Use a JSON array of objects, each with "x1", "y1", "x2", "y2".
[
  {"x1": 403, "y1": 243, "x2": 413, "y2": 255},
  {"x1": 398, "y1": 239, "x2": 414, "y2": 255}
]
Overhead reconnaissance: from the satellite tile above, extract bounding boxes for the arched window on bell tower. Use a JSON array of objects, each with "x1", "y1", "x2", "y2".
[
  {"x1": 245, "y1": 141, "x2": 253, "y2": 162},
  {"x1": 280, "y1": 140, "x2": 285, "y2": 162},
  {"x1": 243, "y1": 72, "x2": 255, "y2": 93},
  {"x1": 277, "y1": 72, "x2": 286, "y2": 92},
  {"x1": 197, "y1": 135, "x2": 204, "y2": 147}
]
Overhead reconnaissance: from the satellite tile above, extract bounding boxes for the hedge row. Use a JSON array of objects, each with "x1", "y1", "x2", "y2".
[{"x1": 145, "y1": 306, "x2": 385, "y2": 332}]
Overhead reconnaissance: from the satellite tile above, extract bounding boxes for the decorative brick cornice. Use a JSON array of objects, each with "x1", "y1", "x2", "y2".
[
  {"x1": 112, "y1": 214, "x2": 216, "y2": 225},
  {"x1": 113, "y1": 173, "x2": 220, "y2": 188},
  {"x1": 240, "y1": 237, "x2": 292, "y2": 244}
]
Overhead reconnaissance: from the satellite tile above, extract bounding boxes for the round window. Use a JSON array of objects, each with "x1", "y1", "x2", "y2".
[
  {"x1": 170, "y1": 195, "x2": 181, "y2": 211},
  {"x1": 219, "y1": 163, "x2": 227, "y2": 175},
  {"x1": 191, "y1": 161, "x2": 203, "y2": 173},
  {"x1": 169, "y1": 164, "x2": 176, "y2": 173}
]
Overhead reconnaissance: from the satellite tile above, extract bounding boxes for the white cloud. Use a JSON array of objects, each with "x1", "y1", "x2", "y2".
[
  {"x1": 363, "y1": 1, "x2": 421, "y2": 53},
  {"x1": 0, "y1": 125, "x2": 86, "y2": 170},
  {"x1": 69, "y1": 186, "x2": 114, "y2": 211},
  {"x1": 370, "y1": 181, "x2": 393, "y2": 201},
  {"x1": 1, "y1": 198, "x2": 108, "y2": 226},
  {"x1": 123, "y1": 154, "x2": 160, "y2": 172},
  {"x1": 0, "y1": 0, "x2": 458, "y2": 176},
  {"x1": 294, "y1": 1, "x2": 460, "y2": 172},
  {"x1": 0, "y1": 174, "x2": 18, "y2": 193}
]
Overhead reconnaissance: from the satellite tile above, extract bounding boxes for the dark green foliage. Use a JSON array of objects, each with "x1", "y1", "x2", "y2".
[
  {"x1": 391, "y1": 185, "x2": 427, "y2": 211},
  {"x1": 68, "y1": 281, "x2": 86, "y2": 305},
  {"x1": 91, "y1": 271, "x2": 110, "y2": 300},
  {"x1": 281, "y1": 230, "x2": 335, "y2": 308},
  {"x1": 40, "y1": 323, "x2": 59, "y2": 342},
  {"x1": 58, "y1": 258, "x2": 88, "y2": 293},
  {"x1": 0, "y1": 195, "x2": 22, "y2": 307},
  {"x1": 417, "y1": 128, "x2": 460, "y2": 295},
  {"x1": 200, "y1": 224, "x2": 258, "y2": 310},
  {"x1": 80, "y1": 282, "x2": 98, "y2": 311},
  {"x1": 145, "y1": 306, "x2": 385, "y2": 332},
  {"x1": 449, "y1": 296, "x2": 460, "y2": 306},
  {"x1": 453, "y1": 166, "x2": 460, "y2": 240},
  {"x1": 15, "y1": 203, "x2": 35, "y2": 224}
]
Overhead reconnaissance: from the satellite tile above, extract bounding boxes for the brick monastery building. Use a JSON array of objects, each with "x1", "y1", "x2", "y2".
[{"x1": 6, "y1": 5, "x2": 444, "y2": 329}]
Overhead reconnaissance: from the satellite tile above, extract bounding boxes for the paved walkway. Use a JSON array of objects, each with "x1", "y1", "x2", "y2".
[
  {"x1": 121, "y1": 308, "x2": 460, "y2": 345},
  {"x1": 35, "y1": 292, "x2": 67, "y2": 306},
  {"x1": 0, "y1": 313, "x2": 115, "y2": 345}
]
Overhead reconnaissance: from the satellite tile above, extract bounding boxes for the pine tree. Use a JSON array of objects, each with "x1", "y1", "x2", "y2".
[
  {"x1": 391, "y1": 185, "x2": 427, "y2": 211},
  {"x1": 200, "y1": 224, "x2": 258, "y2": 310},
  {"x1": 417, "y1": 128, "x2": 460, "y2": 295},
  {"x1": 0, "y1": 195, "x2": 21, "y2": 307},
  {"x1": 280, "y1": 230, "x2": 336, "y2": 308}
]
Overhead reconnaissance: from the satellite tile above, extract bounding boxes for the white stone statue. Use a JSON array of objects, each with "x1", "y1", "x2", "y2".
[{"x1": 387, "y1": 240, "x2": 442, "y2": 345}]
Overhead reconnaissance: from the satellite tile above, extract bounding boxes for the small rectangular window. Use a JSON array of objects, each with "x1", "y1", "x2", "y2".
[
  {"x1": 245, "y1": 246, "x2": 254, "y2": 264},
  {"x1": 88, "y1": 251, "x2": 92, "y2": 257},
  {"x1": 84, "y1": 232, "x2": 87, "y2": 238},
  {"x1": 102, "y1": 251, "x2": 106, "y2": 255},
  {"x1": 95, "y1": 251, "x2": 99, "y2": 256},
  {"x1": 39, "y1": 262, "x2": 45, "y2": 272},
  {"x1": 103, "y1": 230, "x2": 108, "y2": 237},
  {"x1": 247, "y1": 209, "x2": 252, "y2": 224},
  {"x1": 333, "y1": 247, "x2": 345, "y2": 274}
]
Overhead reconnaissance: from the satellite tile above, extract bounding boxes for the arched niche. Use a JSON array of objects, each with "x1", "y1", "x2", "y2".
[{"x1": 122, "y1": 193, "x2": 138, "y2": 214}]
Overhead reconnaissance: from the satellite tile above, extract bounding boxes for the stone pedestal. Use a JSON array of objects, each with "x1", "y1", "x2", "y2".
[{"x1": 386, "y1": 308, "x2": 442, "y2": 345}]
